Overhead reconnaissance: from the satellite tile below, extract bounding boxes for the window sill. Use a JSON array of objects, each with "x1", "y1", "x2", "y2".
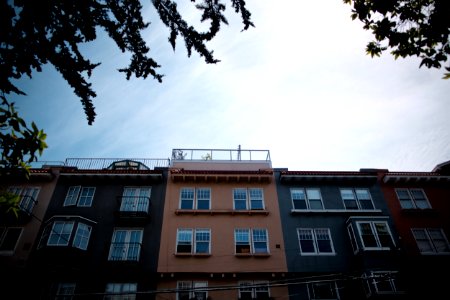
[
  {"x1": 235, "y1": 253, "x2": 271, "y2": 257},
  {"x1": 175, "y1": 209, "x2": 269, "y2": 216},
  {"x1": 174, "y1": 253, "x2": 212, "y2": 257},
  {"x1": 291, "y1": 209, "x2": 382, "y2": 215}
]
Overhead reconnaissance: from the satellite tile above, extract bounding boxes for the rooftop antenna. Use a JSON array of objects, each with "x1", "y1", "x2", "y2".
[{"x1": 237, "y1": 144, "x2": 241, "y2": 160}]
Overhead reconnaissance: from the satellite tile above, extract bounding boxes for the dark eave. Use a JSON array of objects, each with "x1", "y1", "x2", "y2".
[
  {"x1": 383, "y1": 172, "x2": 450, "y2": 183},
  {"x1": 280, "y1": 171, "x2": 377, "y2": 183},
  {"x1": 170, "y1": 168, "x2": 273, "y2": 183}
]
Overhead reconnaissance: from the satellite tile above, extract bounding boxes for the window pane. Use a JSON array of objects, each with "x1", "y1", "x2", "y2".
[
  {"x1": 412, "y1": 229, "x2": 434, "y2": 253},
  {"x1": 48, "y1": 222, "x2": 73, "y2": 246},
  {"x1": 375, "y1": 223, "x2": 393, "y2": 248},
  {"x1": 195, "y1": 230, "x2": 210, "y2": 254},
  {"x1": 253, "y1": 229, "x2": 268, "y2": 253},
  {"x1": 356, "y1": 189, "x2": 374, "y2": 209},
  {"x1": 249, "y1": 188, "x2": 264, "y2": 210},
  {"x1": 315, "y1": 229, "x2": 333, "y2": 253},
  {"x1": 73, "y1": 223, "x2": 91, "y2": 250},
  {"x1": 177, "y1": 229, "x2": 193, "y2": 253},
  {"x1": 341, "y1": 189, "x2": 358, "y2": 209},
  {"x1": 196, "y1": 188, "x2": 210, "y2": 210},
  {"x1": 359, "y1": 223, "x2": 378, "y2": 248},
  {"x1": 234, "y1": 189, "x2": 247, "y2": 210},
  {"x1": 64, "y1": 186, "x2": 80, "y2": 206},
  {"x1": 428, "y1": 229, "x2": 450, "y2": 253},
  {"x1": 180, "y1": 188, "x2": 194, "y2": 209},
  {"x1": 307, "y1": 188, "x2": 323, "y2": 209},
  {"x1": 291, "y1": 189, "x2": 307, "y2": 209},
  {"x1": 411, "y1": 189, "x2": 430, "y2": 209},
  {"x1": 396, "y1": 189, "x2": 414, "y2": 209},
  {"x1": 78, "y1": 187, "x2": 95, "y2": 206},
  {"x1": 298, "y1": 229, "x2": 315, "y2": 253}
]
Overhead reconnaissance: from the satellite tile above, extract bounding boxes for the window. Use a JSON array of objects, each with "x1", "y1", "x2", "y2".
[
  {"x1": 177, "y1": 281, "x2": 207, "y2": 300},
  {"x1": 179, "y1": 188, "x2": 211, "y2": 210},
  {"x1": 73, "y1": 223, "x2": 92, "y2": 250},
  {"x1": 233, "y1": 188, "x2": 265, "y2": 210},
  {"x1": 234, "y1": 228, "x2": 269, "y2": 254},
  {"x1": 291, "y1": 188, "x2": 324, "y2": 210},
  {"x1": 0, "y1": 227, "x2": 22, "y2": 253},
  {"x1": 55, "y1": 283, "x2": 76, "y2": 300},
  {"x1": 411, "y1": 228, "x2": 450, "y2": 254},
  {"x1": 108, "y1": 229, "x2": 143, "y2": 261},
  {"x1": 395, "y1": 189, "x2": 431, "y2": 209},
  {"x1": 104, "y1": 283, "x2": 137, "y2": 300},
  {"x1": 176, "y1": 228, "x2": 211, "y2": 255},
  {"x1": 340, "y1": 188, "x2": 374, "y2": 210},
  {"x1": 308, "y1": 281, "x2": 339, "y2": 300},
  {"x1": 41, "y1": 221, "x2": 92, "y2": 250},
  {"x1": 48, "y1": 221, "x2": 74, "y2": 246},
  {"x1": 120, "y1": 187, "x2": 151, "y2": 212},
  {"x1": 8, "y1": 186, "x2": 40, "y2": 215},
  {"x1": 355, "y1": 221, "x2": 395, "y2": 250},
  {"x1": 297, "y1": 228, "x2": 335, "y2": 255},
  {"x1": 364, "y1": 271, "x2": 403, "y2": 296},
  {"x1": 64, "y1": 186, "x2": 95, "y2": 207},
  {"x1": 239, "y1": 281, "x2": 270, "y2": 300}
]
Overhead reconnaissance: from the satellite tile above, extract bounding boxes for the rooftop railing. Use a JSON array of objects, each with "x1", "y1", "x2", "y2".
[
  {"x1": 171, "y1": 148, "x2": 271, "y2": 163},
  {"x1": 65, "y1": 158, "x2": 170, "y2": 170},
  {"x1": 31, "y1": 158, "x2": 170, "y2": 170}
]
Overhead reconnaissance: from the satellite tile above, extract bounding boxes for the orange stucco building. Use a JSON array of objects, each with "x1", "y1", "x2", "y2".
[{"x1": 157, "y1": 149, "x2": 288, "y2": 300}]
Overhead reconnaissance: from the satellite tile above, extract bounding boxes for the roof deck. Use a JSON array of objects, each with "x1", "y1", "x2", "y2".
[{"x1": 170, "y1": 148, "x2": 272, "y2": 171}]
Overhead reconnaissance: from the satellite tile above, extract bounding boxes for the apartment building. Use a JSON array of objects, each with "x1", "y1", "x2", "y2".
[
  {"x1": 23, "y1": 158, "x2": 169, "y2": 299},
  {"x1": 1, "y1": 165, "x2": 61, "y2": 298},
  {"x1": 274, "y1": 168, "x2": 405, "y2": 300},
  {"x1": 156, "y1": 148, "x2": 288, "y2": 300},
  {"x1": 379, "y1": 160, "x2": 450, "y2": 299}
]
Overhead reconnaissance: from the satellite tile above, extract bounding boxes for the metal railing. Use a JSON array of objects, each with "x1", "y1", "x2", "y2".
[
  {"x1": 171, "y1": 148, "x2": 271, "y2": 163},
  {"x1": 64, "y1": 158, "x2": 170, "y2": 170}
]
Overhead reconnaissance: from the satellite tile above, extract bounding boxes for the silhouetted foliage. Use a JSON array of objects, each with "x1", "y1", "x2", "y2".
[
  {"x1": 0, "y1": 98, "x2": 47, "y2": 177},
  {"x1": 0, "y1": 0, "x2": 253, "y2": 179},
  {"x1": 344, "y1": 0, "x2": 450, "y2": 79},
  {"x1": 1, "y1": 0, "x2": 254, "y2": 125}
]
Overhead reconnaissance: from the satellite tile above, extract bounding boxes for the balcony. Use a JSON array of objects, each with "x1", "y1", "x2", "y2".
[{"x1": 116, "y1": 196, "x2": 150, "y2": 221}]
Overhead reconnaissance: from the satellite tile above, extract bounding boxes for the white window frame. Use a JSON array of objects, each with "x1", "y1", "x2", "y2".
[
  {"x1": 238, "y1": 281, "x2": 270, "y2": 299},
  {"x1": 47, "y1": 221, "x2": 74, "y2": 246},
  {"x1": 411, "y1": 228, "x2": 450, "y2": 254},
  {"x1": 64, "y1": 186, "x2": 96, "y2": 207},
  {"x1": 8, "y1": 186, "x2": 40, "y2": 215},
  {"x1": 356, "y1": 221, "x2": 395, "y2": 250},
  {"x1": 291, "y1": 188, "x2": 324, "y2": 210},
  {"x1": 108, "y1": 229, "x2": 143, "y2": 261},
  {"x1": 395, "y1": 188, "x2": 431, "y2": 209},
  {"x1": 179, "y1": 187, "x2": 211, "y2": 210},
  {"x1": 176, "y1": 228, "x2": 211, "y2": 255},
  {"x1": 104, "y1": 283, "x2": 137, "y2": 300},
  {"x1": 73, "y1": 223, "x2": 92, "y2": 250},
  {"x1": 233, "y1": 188, "x2": 265, "y2": 210},
  {"x1": 297, "y1": 228, "x2": 335, "y2": 255},
  {"x1": 176, "y1": 281, "x2": 208, "y2": 300},
  {"x1": 340, "y1": 188, "x2": 375, "y2": 210},
  {"x1": 234, "y1": 228, "x2": 269, "y2": 255},
  {"x1": 0, "y1": 227, "x2": 23, "y2": 253},
  {"x1": 120, "y1": 187, "x2": 151, "y2": 212},
  {"x1": 308, "y1": 281, "x2": 340, "y2": 300}
]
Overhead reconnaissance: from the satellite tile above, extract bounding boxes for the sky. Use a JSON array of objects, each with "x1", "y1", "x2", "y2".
[{"x1": 9, "y1": 0, "x2": 450, "y2": 172}]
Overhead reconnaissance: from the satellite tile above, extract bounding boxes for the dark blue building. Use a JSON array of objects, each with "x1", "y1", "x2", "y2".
[{"x1": 274, "y1": 168, "x2": 405, "y2": 300}]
